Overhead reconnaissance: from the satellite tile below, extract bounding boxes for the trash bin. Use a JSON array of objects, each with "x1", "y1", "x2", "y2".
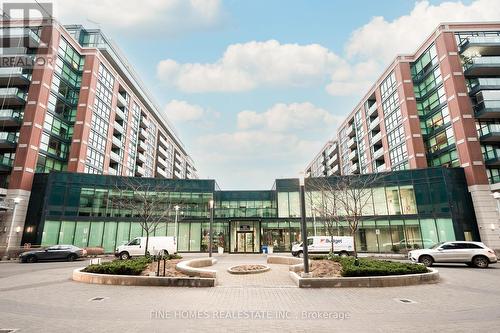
[{"x1": 261, "y1": 245, "x2": 268, "y2": 254}]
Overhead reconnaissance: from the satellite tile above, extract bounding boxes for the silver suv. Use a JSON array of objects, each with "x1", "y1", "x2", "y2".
[{"x1": 408, "y1": 241, "x2": 497, "y2": 268}]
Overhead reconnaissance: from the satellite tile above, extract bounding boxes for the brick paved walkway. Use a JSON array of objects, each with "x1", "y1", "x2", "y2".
[{"x1": 212, "y1": 254, "x2": 296, "y2": 287}]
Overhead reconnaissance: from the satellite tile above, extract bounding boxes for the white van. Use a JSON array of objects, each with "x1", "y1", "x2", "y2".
[
  {"x1": 115, "y1": 236, "x2": 176, "y2": 260},
  {"x1": 292, "y1": 236, "x2": 354, "y2": 257}
]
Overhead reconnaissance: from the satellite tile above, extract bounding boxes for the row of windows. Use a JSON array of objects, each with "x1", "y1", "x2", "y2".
[
  {"x1": 58, "y1": 37, "x2": 84, "y2": 71},
  {"x1": 416, "y1": 86, "x2": 446, "y2": 116},
  {"x1": 426, "y1": 127, "x2": 455, "y2": 154},
  {"x1": 411, "y1": 44, "x2": 438, "y2": 81},
  {"x1": 429, "y1": 149, "x2": 459, "y2": 167},
  {"x1": 389, "y1": 144, "x2": 408, "y2": 168},
  {"x1": 39, "y1": 133, "x2": 69, "y2": 159},
  {"x1": 380, "y1": 71, "x2": 397, "y2": 101},
  {"x1": 482, "y1": 144, "x2": 500, "y2": 162},
  {"x1": 36, "y1": 154, "x2": 67, "y2": 173},
  {"x1": 43, "y1": 113, "x2": 73, "y2": 140},
  {"x1": 413, "y1": 66, "x2": 442, "y2": 99},
  {"x1": 421, "y1": 106, "x2": 451, "y2": 136}
]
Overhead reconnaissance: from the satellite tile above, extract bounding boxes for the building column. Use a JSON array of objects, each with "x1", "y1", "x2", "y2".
[{"x1": 436, "y1": 31, "x2": 498, "y2": 248}]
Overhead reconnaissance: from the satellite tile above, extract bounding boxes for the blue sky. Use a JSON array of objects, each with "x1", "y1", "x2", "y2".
[{"x1": 53, "y1": 0, "x2": 499, "y2": 189}]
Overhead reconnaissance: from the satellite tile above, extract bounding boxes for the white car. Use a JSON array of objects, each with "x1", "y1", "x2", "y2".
[
  {"x1": 115, "y1": 236, "x2": 176, "y2": 260},
  {"x1": 292, "y1": 236, "x2": 354, "y2": 257},
  {"x1": 408, "y1": 241, "x2": 497, "y2": 268}
]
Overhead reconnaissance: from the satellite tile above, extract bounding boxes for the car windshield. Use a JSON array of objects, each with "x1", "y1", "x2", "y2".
[{"x1": 430, "y1": 242, "x2": 444, "y2": 249}]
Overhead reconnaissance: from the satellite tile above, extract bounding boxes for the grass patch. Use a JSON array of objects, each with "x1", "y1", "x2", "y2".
[
  {"x1": 83, "y1": 257, "x2": 152, "y2": 276},
  {"x1": 329, "y1": 255, "x2": 428, "y2": 277}
]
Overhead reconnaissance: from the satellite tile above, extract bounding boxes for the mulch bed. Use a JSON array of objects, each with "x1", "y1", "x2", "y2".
[
  {"x1": 142, "y1": 259, "x2": 189, "y2": 277},
  {"x1": 308, "y1": 260, "x2": 342, "y2": 278}
]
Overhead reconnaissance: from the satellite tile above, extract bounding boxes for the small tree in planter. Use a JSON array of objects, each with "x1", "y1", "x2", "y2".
[
  {"x1": 306, "y1": 173, "x2": 381, "y2": 258},
  {"x1": 113, "y1": 177, "x2": 176, "y2": 256}
]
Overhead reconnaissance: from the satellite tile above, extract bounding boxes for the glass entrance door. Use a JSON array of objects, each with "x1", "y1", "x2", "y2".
[{"x1": 236, "y1": 231, "x2": 254, "y2": 253}]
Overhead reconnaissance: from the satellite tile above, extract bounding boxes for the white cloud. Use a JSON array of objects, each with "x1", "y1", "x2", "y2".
[
  {"x1": 53, "y1": 0, "x2": 222, "y2": 35},
  {"x1": 157, "y1": 40, "x2": 342, "y2": 93},
  {"x1": 163, "y1": 100, "x2": 205, "y2": 122},
  {"x1": 324, "y1": 0, "x2": 500, "y2": 98},
  {"x1": 345, "y1": 0, "x2": 500, "y2": 62},
  {"x1": 237, "y1": 102, "x2": 340, "y2": 132}
]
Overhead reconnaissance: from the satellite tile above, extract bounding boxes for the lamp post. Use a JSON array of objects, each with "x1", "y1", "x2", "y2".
[
  {"x1": 208, "y1": 199, "x2": 214, "y2": 257},
  {"x1": 5, "y1": 197, "x2": 21, "y2": 258},
  {"x1": 174, "y1": 205, "x2": 180, "y2": 250},
  {"x1": 312, "y1": 204, "x2": 317, "y2": 236},
  {"x1": 299, "y1": 175, "x2": 310, "y2": 275}
]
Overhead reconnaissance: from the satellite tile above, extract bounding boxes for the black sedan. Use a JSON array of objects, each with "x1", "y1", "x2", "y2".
[{"x1": 19, "y1": 245, "x2": 87, "y2": 263}]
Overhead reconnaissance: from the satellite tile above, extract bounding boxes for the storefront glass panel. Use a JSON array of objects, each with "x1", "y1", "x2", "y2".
[
  {"x1": 437, "y1": 218, "x2": 456, "y2": 242},
  {"x1": 88, "y1": 221, "x2": 104, "y2": 247},
  {"x1": 41, "y1": 221, "x2": 60, "y2": 245},
  {"x1": 404, "y1": 219, "x2": 422, "y2": 249},
  {"x1": 102, "y1": 222, "x2": 117, "y2": 253},
  {"x1": 376, "y1": 220, "x2": 392, "y2": 252},
  {"x1": 59, "y1": 221, "x2": 75, "y2": 244},
  {"x1": 419, "y1": 218, "x2": 439, "y2": 248},
  {"x1": 178, "y1": 223, "x2": 190, "y2": 252},
  {"x1": 73, "y1": 221, "x2": 90, "y2": 248},
  {"x1": 116, "y1": 222, "x2": 130, "y2": 247}
]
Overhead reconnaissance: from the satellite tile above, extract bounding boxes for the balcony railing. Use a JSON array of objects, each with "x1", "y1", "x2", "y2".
[
  {"x1": 460, "y1": 36, "x2": 500, "y2": 57},
  {"x1": 0, "y1": 131, "x2": 19, "y2": 149},
  {"x1": 0, "y1": 155, "x2": 14, "y2": 169},
  {"x1": 0, "y1": 109, "x2": 23, "y2": 127},
  {"x1": 373, "y1": 147, "x2": 384, "y2": 160},
  {"x1": 464, "y1": 56, "x2": 500, "y2": 76},
  {"x1": 0, "y1": 88, "x2": 27, "y2": 106}
]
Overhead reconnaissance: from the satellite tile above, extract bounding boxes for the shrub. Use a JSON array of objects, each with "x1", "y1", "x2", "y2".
[
  {"x1": 166, "y1": 253, "x2": 182, "y2": 260},
  {"x1": 83, "y1": 257, "x2": 152, "y2": 276},
  {"x1": 328, "y1": 256, "x2": 428, "y2": 277}
]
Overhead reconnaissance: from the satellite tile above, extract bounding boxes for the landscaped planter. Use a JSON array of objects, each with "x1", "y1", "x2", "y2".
[
  {"x1": 72, "y1": 268, "x2": 216, "y2": 287},
  {"x1": 289, "y1": 268, "x2": 439, "y2": 288},
  {"x1": 227, "y1": 264, "x2": 270, "y2": 275}
]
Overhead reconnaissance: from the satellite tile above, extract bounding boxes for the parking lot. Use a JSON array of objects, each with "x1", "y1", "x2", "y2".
[{"x1": 1, "y1": 255, "x2": 500, "y2": 332}]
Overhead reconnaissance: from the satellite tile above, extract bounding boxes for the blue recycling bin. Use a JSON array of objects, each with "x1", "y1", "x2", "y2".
[{"x1": 261, "y1": 245, "x2": 268, "y2": 254}]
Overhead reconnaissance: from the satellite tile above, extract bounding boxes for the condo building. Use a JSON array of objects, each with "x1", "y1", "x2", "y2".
[
  {"x1": 304, "y1": 140, "x2": 340, "y2": 178},
  {"x1": 0, "y1": 19, "x2": 197, "y2": 250},
  {"x1": 306, "y1": 22, "x2": 500, "y2": 249}
]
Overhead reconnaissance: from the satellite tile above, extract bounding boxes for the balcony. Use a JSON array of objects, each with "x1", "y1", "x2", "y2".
[
  {"x1": 0, "y1": 131, "x2": 18, "y2": 150},
  {"x1": 348, "y1": 137, "x2": 357, "y2": 149},
  {"x1": 116, "y1": 93, "x2": 127, "y2": 107},
  {"x1": 0, "y1": 67, "x2": 31, "y2": 86},
  {"x1": 140, "y1": 117, "x2": 149, "y2": 129},
  {"x1": 367, "y1": 102, "x2": 378, "y2": 117},
  {"x1": 327, "y1": 154, "x2": 338, "y2": 166},
  {"x1": 0, "y1": 28, "x2": 41, "y2": 48},
  {"x1": 157, "y1": 155, "x2": 168, "y2": 168},
  {"x1": 478, "y1": 123, "x2": 500, "y2": 143},
  {"x1": 376, "y1": 164, "x2": 386, "y2": 172},
  {"x1": 373, "y1": 147, "x2": 385, "y2": 160},
  {"x1": 109, "y1": 151, "x2": 122, "y2": 163},
  {"x1": 112, "y1": 135, "x2": 123, "y2": 148},
  {"x1": 139, "y1": 127, "x2": 148, "y2": 140},
  {"x1": 137, "y1": 152, "x2": 146, "y2": 164},
  {"x1": 371, "y1": 131, "x2": 382, "y2": 144},
  {"x1": 156, "y1": 166, "x2": 168, "y2": 178},
  {"x1": 0, "y1": 88, "x2": 27, "y2": 106},
  {"x1": 0, "y1": 109, "x2": 22, "y2": 127},
  {"x1": 349, "y1": 163, "x2": 359, "y2": 174},
  {"x1": 137, "y1": 140, "x2": 147, "y2": 152},
  {"x1": 0, "y1": 155, "x2": 14, "y2": 171},
  {"x1": 464, "y1": 56, "x2": 500, "y2": 77},
  {"x1": 135, "y1": 165, "x2": 145, "y2": 176},
  {"x1": 113, "y1": 121, "x2": 124, "y2": 133},
  {"x1": 349, "y1": 149, "x2": 358, "y2": 161},
  {"x1": 159, "y1": 135, "x2": 169, "y2": 147},
  {"x1": 460, "y1": 36, "x2": 500, "y2": 57},
  {"x1": 468, "y1": 78, "x2": 500, "y2": 95},
  {"x1": 173, "y1": 169, "x2": 183, "y2": 179},
  {"x1": 114, "y1": 107, "x2": 126, "y2": 121},
  {"x1": 369, "y1": 117, "x2": 381, "y2": 131},
  {"x1": 157, "y1": 145, "x2": 168, "y2": 159},
  {"x1": 108, "y1": 166, "x2": 118, "y2": 176},
  {"x1": 346, "y1": 124, "x2": 355, "y2": 138},
  {"x1": 474, "y1": 92, "x2": 500, "y2": 119}
]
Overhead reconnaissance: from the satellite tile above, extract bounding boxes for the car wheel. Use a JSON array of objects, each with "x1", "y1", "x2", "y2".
[
  {"x1": 120, "y1": 252, "x2": 130, "y2": 260},
  {"x1": 472, "y1": 256, "x2": 489, "y2": 269},
  {"x1": 339, "y1": 251, "x2": 349, "y2": 257},
  {"x1": 26, "y1": 255, "x2": 37, "y2": 263},
  {"x1": 67, "y1": 254, "x2": 77, "y2": 262},
  {"x1": 297, "y1": 251, "x2": 303, "y2": 258},
  {"x1": 418, "y1": 255, "x2": 433, "y2": 267}
]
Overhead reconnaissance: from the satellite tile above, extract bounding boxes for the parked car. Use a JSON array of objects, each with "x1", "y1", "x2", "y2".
[
  {"x1": 19, "y1": 245, "x2": 87, "y2": 263},
  {"x1": 383, "y1": 239, "x2": 435, "y2": 251},
  {"x1": 115, "y1": 236, "x2": 176, "y2": 260},
  {"x1": 292, "y1": 236, "x2": 354, "y2": 257},
  {"x1": 408, "y1": 241, "x2": 498, "y2": 268}
]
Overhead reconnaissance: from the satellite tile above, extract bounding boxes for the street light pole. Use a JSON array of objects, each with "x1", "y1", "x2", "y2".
[
  {"x1": 174, "y1": 205, "x2": 180, "y2": 251},
  {"x1": 299, "y1": 176, "x2": 310, "y2": 275},
  {"x1": 312, "y1": 204, "x2": 317, "y2": 236},
  {"x1": 208, "y1": 199, "x2": 214, "y2": 257}
]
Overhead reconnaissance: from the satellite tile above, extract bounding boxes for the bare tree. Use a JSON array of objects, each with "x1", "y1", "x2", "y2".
[
  {"x1": 113, "y1": 177, "x2": 175, "y2": 256},
  {"x1": 306, "y1": 173, "x2": 381, "y2": 257}
]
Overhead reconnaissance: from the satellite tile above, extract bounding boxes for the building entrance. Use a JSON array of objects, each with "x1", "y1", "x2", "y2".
[{"x1": 230, "y1": 221, "x2": 260, "y2": 253}]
